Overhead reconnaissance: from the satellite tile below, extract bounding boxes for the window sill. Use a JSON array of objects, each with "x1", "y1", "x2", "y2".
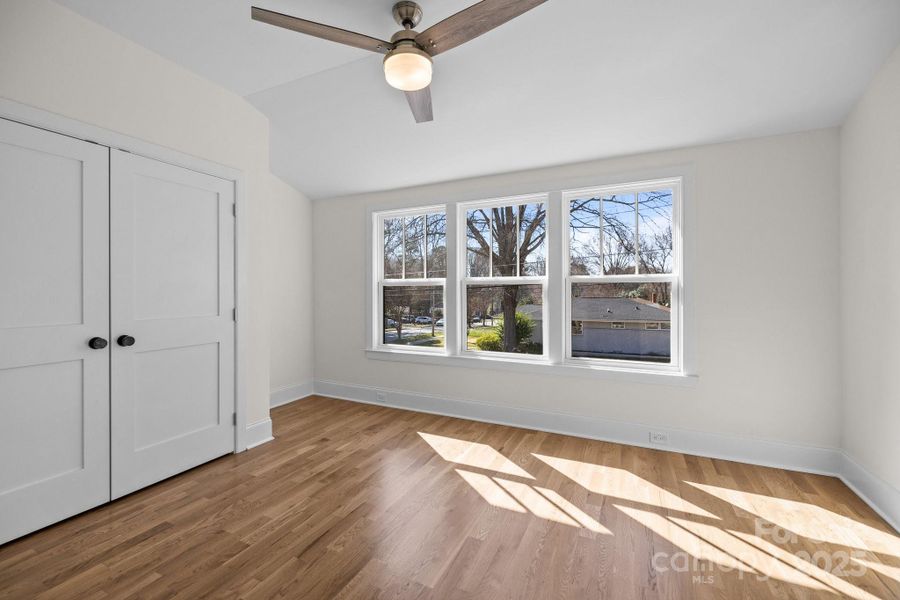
[{"x1": 365, "y1": 348, "x2": 698, "y2": 387}]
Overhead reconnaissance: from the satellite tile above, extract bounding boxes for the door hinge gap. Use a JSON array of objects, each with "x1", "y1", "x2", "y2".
[{"x1": 232, "y1": 413, "x2": 237, "y2": 426}]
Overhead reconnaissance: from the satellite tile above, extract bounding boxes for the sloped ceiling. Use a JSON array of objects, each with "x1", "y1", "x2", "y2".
[{"x1": 55, "y1": 0, "x2": 900, "y2": 199}]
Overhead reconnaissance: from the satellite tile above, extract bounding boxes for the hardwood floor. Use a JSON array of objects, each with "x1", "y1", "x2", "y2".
[{"x1": 1, "y1": 395, "x2": 899, "y2": 599}]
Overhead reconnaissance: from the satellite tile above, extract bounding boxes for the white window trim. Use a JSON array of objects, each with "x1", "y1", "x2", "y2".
[
  {"x1": 373, "y1": 205, "x2": 447, "y2": 354},
  {"x1": 459, "y1": 193, "x2": 549, "y2": 359},
  {"x1": 563, "y1": 177, "x2": 683, "y2": 374},
  {"x1": 366, "y1": 169, "x2": 695, "y2": 384}
]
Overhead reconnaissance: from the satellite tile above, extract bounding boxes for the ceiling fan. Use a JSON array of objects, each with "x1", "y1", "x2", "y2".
[{"x1": 251, "y1": 0, "x2": 548, "y2": 123}]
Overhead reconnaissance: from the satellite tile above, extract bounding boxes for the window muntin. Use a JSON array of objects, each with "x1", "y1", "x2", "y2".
[{"x1": 566, "y1": 179, "x2": 680, "y2": 370}]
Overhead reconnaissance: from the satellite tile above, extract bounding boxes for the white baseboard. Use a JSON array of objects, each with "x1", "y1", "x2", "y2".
[
  {"x1": 270, "y1": 381, "x2": 315, "y2": 408},
  {"x1": 245, "y1": 418, "x2": 273, "y2": 449},
  {"x1": 313, "y1": 379, "x2": 899, "y2": 533},
  {"x1": 838, "y1": 452, "x2": 900, "y2": 533}
]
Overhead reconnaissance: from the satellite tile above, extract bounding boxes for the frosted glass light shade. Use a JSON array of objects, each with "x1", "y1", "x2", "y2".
[{"x1": 384, "y1": 48, "x2": 432, "y2": 91}]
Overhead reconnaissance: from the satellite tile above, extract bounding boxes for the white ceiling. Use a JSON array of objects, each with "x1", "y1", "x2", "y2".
[{"x1": 55, "y1": 0, "x2": 900, "y2": 199}]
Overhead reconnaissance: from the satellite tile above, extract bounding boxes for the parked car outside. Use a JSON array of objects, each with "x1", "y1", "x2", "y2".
[{"x1": 415, "y1": 316, "x2": 432, "y2": 324}]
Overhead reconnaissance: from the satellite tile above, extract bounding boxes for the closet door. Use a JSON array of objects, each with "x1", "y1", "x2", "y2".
[
  {"x1": 110, "y1": 150, "x2": 235, "y2": 499},
  {"x1": 0, "y1": 119, "x2": 110, "y2": 545}
]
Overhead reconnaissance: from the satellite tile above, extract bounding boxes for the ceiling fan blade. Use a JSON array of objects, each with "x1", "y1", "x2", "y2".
[
  {"x1": 405, "y1": 87, "x2": 434, "y2": 123},
  {"x1": 415, "y1": 0, "x2": 547, "y2": 57},
  {"x1": 251, "y1": 7, "x2": 394, "y2": 54}
]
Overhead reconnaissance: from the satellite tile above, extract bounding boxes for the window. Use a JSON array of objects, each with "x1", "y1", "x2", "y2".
[
  {"x1": 566, "y1": 180, "x2": 680, "y2": 368},
  {"x1": 376, "y1": 208, "x2": 446, "y2": 350},
  {"x1": 463, "y1": 197, "x2": 547, "y2": 356},
  {"x1": 370, "y1": 176, "x2": 684, "y2": 377}
]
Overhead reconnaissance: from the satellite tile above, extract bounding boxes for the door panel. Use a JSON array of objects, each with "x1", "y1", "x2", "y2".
[
  {"x1": 0, "y1": 118, "x2": 110, "y2": 545},
  {"x1": 132, "y1": 176, "x2": 221, "y2": 320},
  {"x1": 133, "y1": 343, "x2": 221, "y2": 451},
  {"x1": 110, "y1": 150, "x2": 235, "y2": 499}
]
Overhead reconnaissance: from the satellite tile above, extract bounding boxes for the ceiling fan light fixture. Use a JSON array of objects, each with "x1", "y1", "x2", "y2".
[{"x1": 383, "y1": 45, "x2": 432, "y2": 92}]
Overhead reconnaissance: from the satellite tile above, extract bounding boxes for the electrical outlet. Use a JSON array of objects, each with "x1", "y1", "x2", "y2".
[
  {"x1": 649, "y1": 431, "x2": 669, "y2": 445},
  {"x1": 375, "y1": 391, "x2": 387, "y2": 403}
]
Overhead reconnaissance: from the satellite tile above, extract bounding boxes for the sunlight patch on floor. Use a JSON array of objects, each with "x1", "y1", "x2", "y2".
[
  {"x1": 730, "y1": 530, "x2": 882, "y2": 600},
  {"x1": 455, "y1": 469, "x2": 527, "y2": 513},
  {"x1": 687, "y1": 481, "x2": 900, "y2": 557},
  {"x1": 668, "y1": 517, "x2": 827, "y2": 590},
  {"x1": 533, "y1": 486, "x2": 611, "y2": 534},
  {"x1": 615, "y1": 505, "x2": 759, "y2": 576},
  {"x1": 534, "y1": 453, "x2": 717, "y2": 519},
  {"x1": 419, "y1": 432, "x2": 534, "y2": 478},
  {"x1": 851, "y1": 556, "x2": 900, "y2": 583},
  {"x1": 493, "y1": 479, "x2": 580, "y2": 527}
]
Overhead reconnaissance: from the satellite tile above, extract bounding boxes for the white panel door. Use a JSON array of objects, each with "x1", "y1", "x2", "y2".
[
  {"x1": 0, "y1": 118, "x2": 110, "y2": 545},
  {"x1": 110, "y1": 150, "x2": 235, "y2": 499}
]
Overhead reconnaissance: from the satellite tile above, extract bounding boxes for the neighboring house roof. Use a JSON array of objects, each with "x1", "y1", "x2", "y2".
[{"x1": 518, "y1": 297, "x2": 670, "y2": 323}]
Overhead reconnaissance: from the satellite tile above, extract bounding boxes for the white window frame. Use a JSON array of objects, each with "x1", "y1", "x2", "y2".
[
  {"x1": 563, "y1": 178, "x2": 683, "y2": 373},
  {"x1": 366, "y1": 173, "x2": 693, "y2": 385},
  {"x1": 373, "y1": 205, "x2": 447, "y2": 354},
  {"x1": 458, "y1": 193, "x2": 550, "y2": 361}
]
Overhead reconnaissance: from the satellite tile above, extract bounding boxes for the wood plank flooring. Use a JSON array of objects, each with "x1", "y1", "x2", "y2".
[{"x1": 1, "y1": 395, "x2": 899, "y2": 599}]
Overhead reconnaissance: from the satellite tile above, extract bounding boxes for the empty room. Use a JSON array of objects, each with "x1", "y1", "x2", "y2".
[{"x1": 2, "y1": 0, "x2": 900, "y2": 598}]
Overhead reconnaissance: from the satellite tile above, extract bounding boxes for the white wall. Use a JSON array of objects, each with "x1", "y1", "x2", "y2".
[
  {"x1": 267, "y1": 175, "x2": 315, "y2": 397},
  {"x1": 0, "y1": 0, "x2": 313, "y2": 427},
  {"x1": 840, "y1": 45, "x2": 900, "y2": 492},
  {"x1": 315, "y1": 129, "x2": 842, "y2": 450}
]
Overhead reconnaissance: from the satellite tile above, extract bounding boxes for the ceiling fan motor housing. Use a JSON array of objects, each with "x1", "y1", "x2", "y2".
[{"x1": 392, "y1": 1, "x2": 423, "y2": 29}]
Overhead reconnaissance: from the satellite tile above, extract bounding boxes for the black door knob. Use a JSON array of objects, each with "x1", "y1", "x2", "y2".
[
  {"x1": 117, "y1": 335, "x2": 135, "y2": 347},
  {"x1": 88, "y1": 337, "x2": 108, "y2": 350}
]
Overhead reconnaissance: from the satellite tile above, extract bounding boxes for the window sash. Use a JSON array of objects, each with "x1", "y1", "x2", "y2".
[
  {"x1": 564, "y1": 277, "x2": 681, "y2": 371},
  {"x1": 376, "y1": 282, "x2": 447, "y2": 353},
  {"x1": 376, "y1": 206, "x2": 446, "y2": 283},
  {"x1": 463, "y1": 194, "x2": 548, "y2": 279},
  {"x1": 375, "y1": 206, "x2": 448, "y2": 352},
  {"x1": 460, "y1": 280, "x2": 548, "y2": 359},
  {"x1": 564, "y1": 178, "x2": 681, "y2": 280}
]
